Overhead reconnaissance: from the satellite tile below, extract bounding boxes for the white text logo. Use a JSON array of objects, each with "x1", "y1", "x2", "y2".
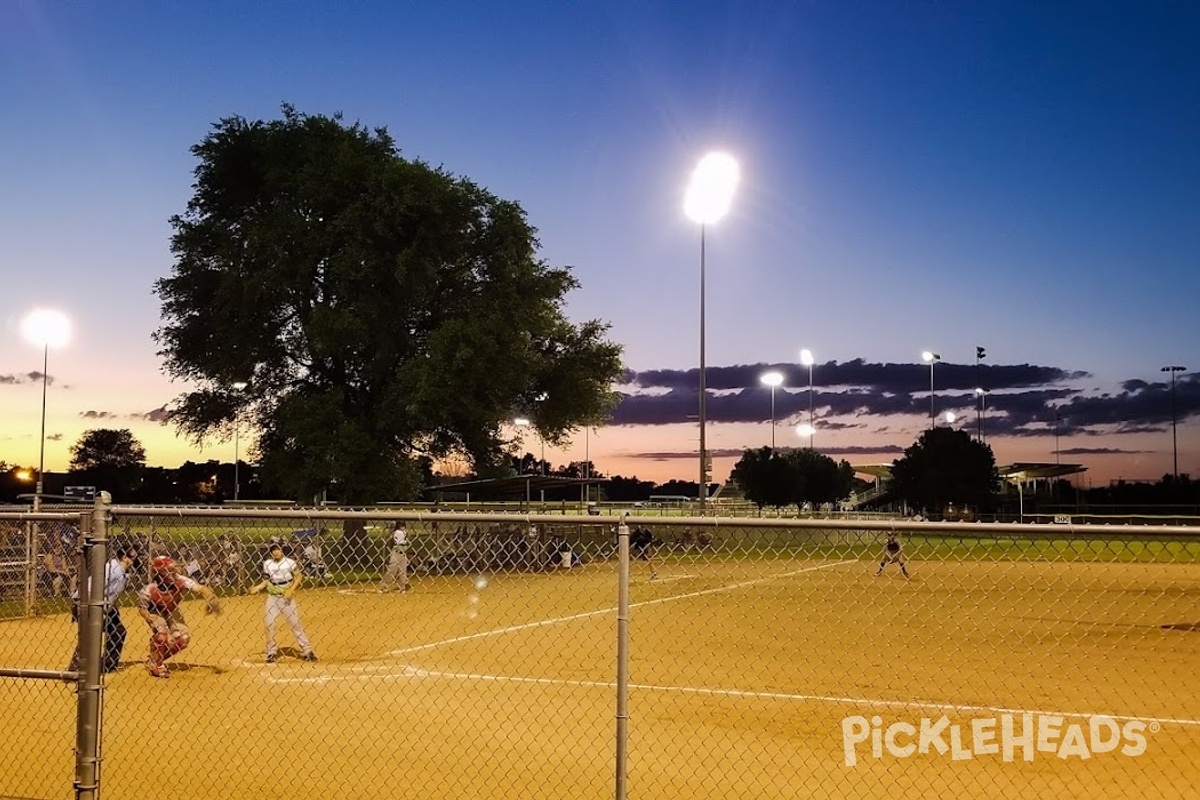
[{"x1": 841, "y1": 714, "x2": 1152, "y2": 767}]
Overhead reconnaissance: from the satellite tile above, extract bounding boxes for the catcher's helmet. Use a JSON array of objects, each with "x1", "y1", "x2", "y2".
[{"x1": 152, "y1": 556, "x2": 177, "y2": 575}]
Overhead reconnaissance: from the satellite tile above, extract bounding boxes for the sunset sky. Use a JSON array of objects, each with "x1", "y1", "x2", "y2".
[{"x1": 1, "y1": 2, "x2": 1197, "y2": 489}]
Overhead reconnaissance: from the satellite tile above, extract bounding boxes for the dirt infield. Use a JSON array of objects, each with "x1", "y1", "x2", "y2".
[{"x1": 2, "y1": 555, "x2": 1198, "y2": 799}]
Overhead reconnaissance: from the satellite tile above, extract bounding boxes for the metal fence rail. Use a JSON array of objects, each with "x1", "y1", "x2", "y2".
[{"x1": 2, "y1": 503, "x2": 1198, "y2": 799}]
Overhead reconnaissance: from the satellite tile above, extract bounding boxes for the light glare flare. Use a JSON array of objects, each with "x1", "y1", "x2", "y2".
[
  {"x1": 684, "y1": 152, "x2": 740, "y2": 224},
  {"x1": 759, "y1": 371, "x2": 784, "y2": 388},
  {"x1": 21, "y1": 308, "x2": 71, "y2": 349}
]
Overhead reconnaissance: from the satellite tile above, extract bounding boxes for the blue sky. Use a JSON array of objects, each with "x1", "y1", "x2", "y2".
[{"x1": 1, "y1": 1, "x2": 1197, "y2": 486}]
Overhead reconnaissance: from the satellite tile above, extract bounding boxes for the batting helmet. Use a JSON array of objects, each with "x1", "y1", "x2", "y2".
[{"x1": 152, "y1": 555, "x2": 177, "y2": 576}]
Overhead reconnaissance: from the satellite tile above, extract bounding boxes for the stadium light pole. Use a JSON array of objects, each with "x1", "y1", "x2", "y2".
[
  {"x1": 231, "y1": 381, "x2": 248, "y2": 501},
  {"x1": 1054, "y1": 412, "x2": 1062, "y2": 465},
  {"x1": 975, "y1": 388, "x2": 988, "y2": 444},
  {"x1": 513, "y1": 417, "x2": 535, "y2": 505},
  {"x1": 581, "y1": 425, "x2": 591, "y2": 506},
  {"x1": 21, "y1": 309, "x2": 71, "y2": 511},
  {"x1": 684, "y1": 152, "x2": 740, "y2": 511},
  {"x1": 759, "y1": 371, "x2": 783, "y2": 448},
  {"x1": 922, "y1": 351, "x2": 941, "y2": 428},
  {"x1": 800, "y1": 348, "x2": 815, "y2": 443},
  {"x1": 1162, "y1": 365, "x2": 1186, "y2": 479},
  {"x1": 795, "y1": 423, "x2": 816, "y2": 449}
]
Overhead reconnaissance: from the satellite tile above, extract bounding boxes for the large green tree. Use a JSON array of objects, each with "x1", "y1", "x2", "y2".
[
  {"x1": 890, "y1": 427, "x2": 999, "y2": 515},
  {"x1": 781, "y1": 448, "x2": 856, "y2": 508},
  {"x1": 155, "y1": 106, "x2": 624, "y2": 505},
  {"x1": 730, "y1": 447, "x2": 855, "y2": 510},
  {"x1": 729, "y1": 447, "x2": 794, "y2": 510},
  {"x1": 68, "y1": 429, "x2": 147, "y2": 500}
]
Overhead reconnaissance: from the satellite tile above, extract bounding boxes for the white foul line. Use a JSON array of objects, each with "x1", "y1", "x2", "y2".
[
  {"x1": 385, "y1": 560, "x2": 855, "y2": 657},
  {"x1": 266, "y1": 664, "x2": 1200, "y2": 729}
]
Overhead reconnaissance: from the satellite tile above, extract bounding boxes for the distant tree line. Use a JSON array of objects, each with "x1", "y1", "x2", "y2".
[{"x1": 0, "y1": 424, "x2": 1195, "y2": 511}]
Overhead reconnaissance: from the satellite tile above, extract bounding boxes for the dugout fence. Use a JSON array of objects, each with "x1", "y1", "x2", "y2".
[{"x1": 2, "y1": 500, "x2": 1199, "y2": 799}]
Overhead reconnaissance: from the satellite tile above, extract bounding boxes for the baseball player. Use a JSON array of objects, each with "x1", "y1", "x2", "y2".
[
  {"x1": 630, "y1": 526, "x2": 658, "y2": 580},
  {"x1": 875, "y1": 531, "x2": 910, "y2": 578},
  {"x1": 378, "y1": 522, "x2": 410, "y2": 593},
  {"x1": 249, "y1": 542, "x2": 317, "y2": 663},
  {"x1": 138, "y1": 555, "x2": 222, "y2": 679}
]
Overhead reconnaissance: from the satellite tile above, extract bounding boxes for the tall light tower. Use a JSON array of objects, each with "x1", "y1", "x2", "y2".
[
  {"x1": 1162, "y1": 365, "x2": 1186, "y2": 479},
  {"x1": 1054, "y1": 412, "x2": 1062, "y2": 465},
  {"x1": 759, "y1": 371, "x2": 783, "y2": 448},
  {"x1": 231, "y1": 381, "x2": 248, "y2": 501},
  {"x1": 684, "y1": 152, "x2": 740, "y2": 511},
  {"x1": 975, "y1": 388, "x2": 988, "y2": 444},
  {"x1": 921, "y1": 351, "x2": 941, "y2": 428},
  {"x1": 800, "y1": 348, "x2": 815, "y2": 444},
  {"x1": 21, "y1": 309, "x2": 71, "y2": 510}
]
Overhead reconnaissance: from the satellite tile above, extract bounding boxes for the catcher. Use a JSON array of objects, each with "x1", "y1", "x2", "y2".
[{"x1": 137, "y1": 555, "x2": 222, "y2": 678}]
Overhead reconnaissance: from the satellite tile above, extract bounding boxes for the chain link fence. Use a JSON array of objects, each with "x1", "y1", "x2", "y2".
[{"x1": 2, "y1": 503, "x2": 1198, "y2": 799}]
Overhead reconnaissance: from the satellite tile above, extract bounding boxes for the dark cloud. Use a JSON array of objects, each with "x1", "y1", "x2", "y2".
[
  {"x1": 0, "y1": 372, "x2": 51, "y2": 386},
  {"x1": 1060, "y1": 447, "x2": 1148, "y2": 455},
  {"x1": 130, "y1": 406, "x2": 170, "y2": 423},
  {"x1": 612, "y1": 362, "x2": 1198, "y2": 443},
  {"x1": 820, "y1": 445, "x2": 904, "y2": 456},
  {"x1": 47, "y1": 433, "x2": 63, "y2": 441},
  {"x1": 81, "y1": 410, "x2": 118, "y2": 419},
  {"x1": 627, "y1": 444, "x2": 902, "y2": 461},
  {"x1": 629, "y1": 448, "x2": 749, "y2": 461}
]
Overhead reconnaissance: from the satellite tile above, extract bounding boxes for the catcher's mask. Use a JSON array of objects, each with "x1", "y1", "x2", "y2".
[{"x1": 152, "y1": 556, "x2": 177, "y2": 577}]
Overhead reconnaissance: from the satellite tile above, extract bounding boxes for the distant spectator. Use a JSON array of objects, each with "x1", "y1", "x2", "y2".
[
  {"x1": 181, "y1": 546, "x2": 204, "y2": 581},
  {"x1": 43, "y1": 546, "x2": 74, "y2": 597},
  {"x1": 300, "y1": 530, "x2": 330, "y2": 579}
]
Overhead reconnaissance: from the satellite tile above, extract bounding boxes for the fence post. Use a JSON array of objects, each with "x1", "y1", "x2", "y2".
[
  {"x1": 614, "y1": 517, "x2": 630, "y2": 800},
  {"x1": 23, "y1": 519, "x2": 36, "y2": 616},
  {"x1": 74, "y1": 494, "x2": 109, "y2": 800}
]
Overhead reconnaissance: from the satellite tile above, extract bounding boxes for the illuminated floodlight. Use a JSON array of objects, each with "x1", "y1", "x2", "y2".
[
  {"x1": 684, "y1": 152, "x2": 741, "y2": 225},
  {"x1": 21, "y1": 308, "x2": 71, "y2": 349}
]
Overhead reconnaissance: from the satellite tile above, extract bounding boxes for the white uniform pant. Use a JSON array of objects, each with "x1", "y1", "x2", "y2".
[
  {"x1": 380, "y1": 551, "x2": 409, "y2": 591},
  {"x1": 264, "y1": 595, "x2": 312, "y2": 656}
]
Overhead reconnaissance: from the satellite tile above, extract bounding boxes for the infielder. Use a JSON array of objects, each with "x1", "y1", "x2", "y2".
[
  {"x1": 630, "y1": 526, "x2": 658, "y2": 580},
  {"x1": 250, "y1": 543, "x2": 317, "y2": 663},
  {"x1": 378, "y1": 522, "x2": 410, "y2": 593},
  {"x1": 138, "y1": 555, "x2": 222, "y2": 679},
  {"x1": 875, "y1": 531, "x2": 910, "y2": 578}
]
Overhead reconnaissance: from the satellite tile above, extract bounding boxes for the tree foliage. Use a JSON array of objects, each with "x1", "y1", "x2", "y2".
[
  {"x1": 781, "y1": 448, "x2": 856, "y2": 507},
  {"x1": 68, "y1": 429, "x2": 147, "y2": 500},
  {"x1": 69, "y1": 429, "x2": 147, "y2": 472},
  {"x1": 730, "y1": 447, "x2": 855, "y2": 510},
  {"x1": 889, "y1": 427, "x2": 999, "y2": 514},
  {"x1": 155, "y1": 106, "x2": 624, "y2": 503}
]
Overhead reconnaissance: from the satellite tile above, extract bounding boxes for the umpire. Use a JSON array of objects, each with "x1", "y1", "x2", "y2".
[{"x1": 68, "y1": 546, "x2": 138, "y2": 674}]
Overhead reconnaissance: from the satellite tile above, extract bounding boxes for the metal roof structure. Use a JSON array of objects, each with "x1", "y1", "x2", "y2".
[
  {"x1": 853, "y1": 462, "x2": 1087, "y2": 483},
  {"x1": 997, "y1": 462, "x2": 1088, "y2": 482}
]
